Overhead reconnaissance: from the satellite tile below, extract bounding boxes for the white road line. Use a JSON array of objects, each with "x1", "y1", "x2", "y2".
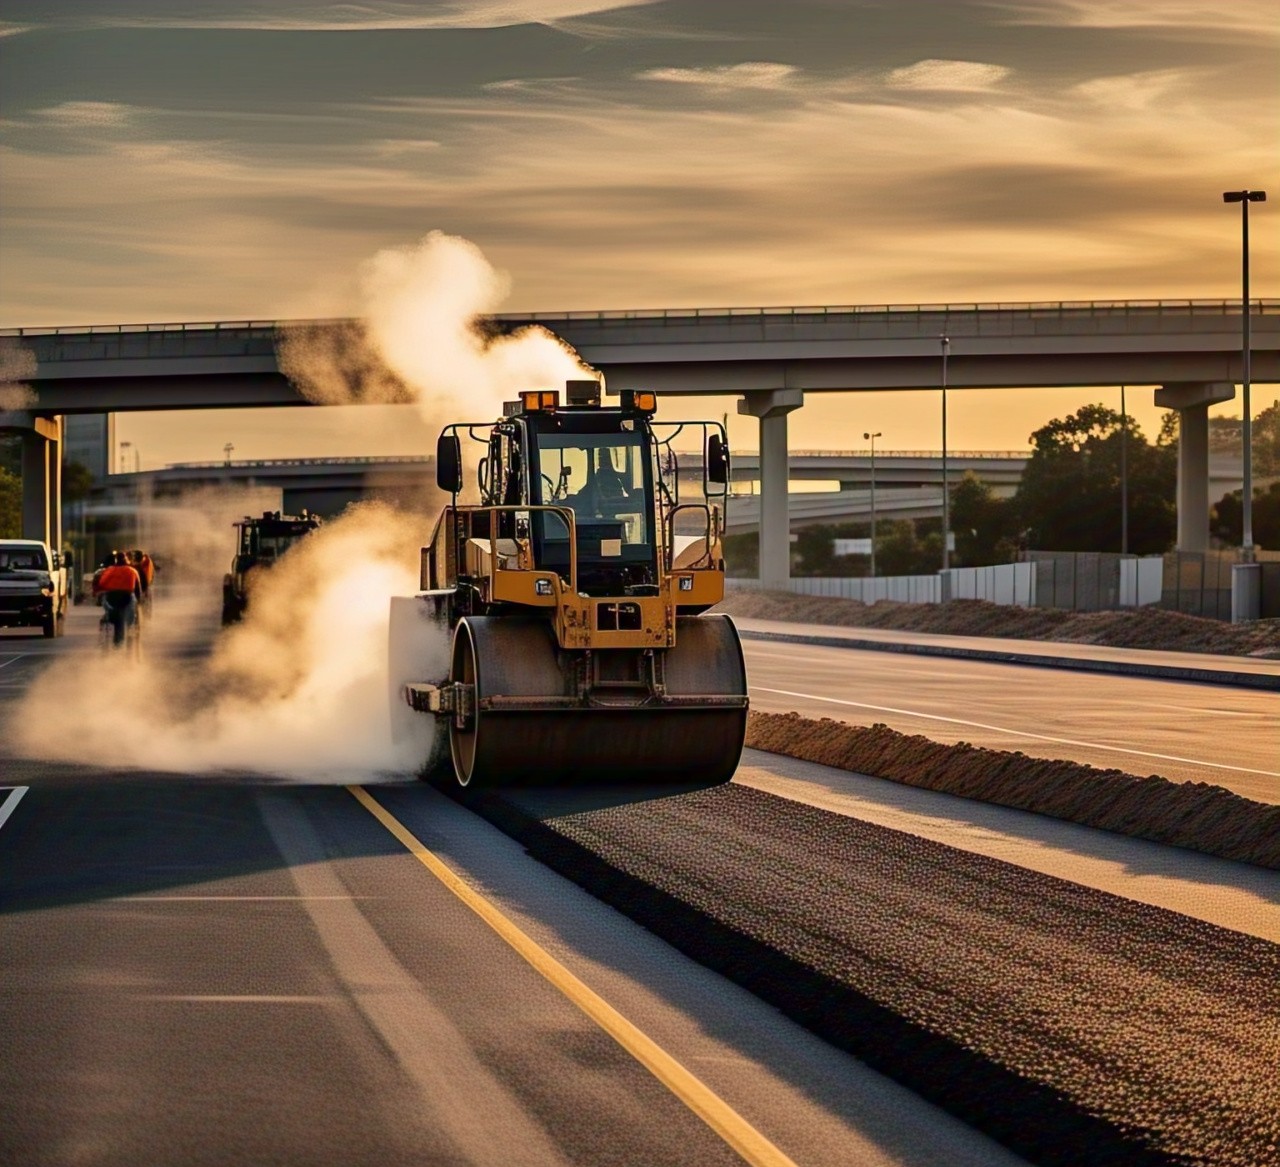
[
  {"x1": 0, "y1": 655, "x2": 27, "y2": 670},
  {"x1": 0, "y1": 786, "x2": 30, "y2": 831},
  {"x1": 751, "y1": 686, "x2": 1280, "y2": 779}
]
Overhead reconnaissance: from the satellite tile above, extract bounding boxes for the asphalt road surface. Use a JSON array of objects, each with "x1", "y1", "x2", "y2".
[
  {"x1": 738, "y1": 625, "x2": 1280, "y2": 804},
  {"x1": 2, "y1": 605, "x2": 1274, "y2": 1165},
  {"x1": 0, "y1": 611, "x2": 1025, "y2": 1167}
]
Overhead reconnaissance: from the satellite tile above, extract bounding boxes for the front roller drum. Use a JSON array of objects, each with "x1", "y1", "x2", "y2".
[{"x1": 448, "y1": 615, "x2": 748, "y2": 787}]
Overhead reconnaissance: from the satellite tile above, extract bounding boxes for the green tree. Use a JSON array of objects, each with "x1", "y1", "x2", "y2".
[
  {"x1": 1015, "y1": 404, "x2": 1175, "y2": 553},
  {"x1": 949, "y1": 472, "x2": 1018, "y2": 565},
  {"x1": 0, "y1": 466, "x2": 20, "y2": 539},
  {"x1": 1251, "y1": 401, "x2": 1280, "y2": 476},
  {"x1": 1211, "y1": 482, "x2": 1280, "y2": 550}
]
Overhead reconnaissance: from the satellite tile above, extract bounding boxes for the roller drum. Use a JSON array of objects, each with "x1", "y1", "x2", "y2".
[{"x1": 448, "y1": 615, "x2": 747, "y2": 787}]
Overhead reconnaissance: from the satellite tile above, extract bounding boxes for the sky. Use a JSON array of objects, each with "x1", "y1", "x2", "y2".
[{"x1": 1, "y1": 0, "x2": 1277, "y2": 461}]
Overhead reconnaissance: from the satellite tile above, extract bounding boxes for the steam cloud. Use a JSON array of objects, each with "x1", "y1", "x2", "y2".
[
  {"x1": 8, "y1": 231, "x2": 589, "y2": 778},
  {"x1": 279, "y1": 230, "x2": 596, "y2": 427}
]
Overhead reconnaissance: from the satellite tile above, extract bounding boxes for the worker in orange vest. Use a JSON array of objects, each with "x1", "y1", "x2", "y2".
[
  {"x1": 129, "y1": 549, "x2": 155, "y2": 615},
  {"x1": 93, "y1": 550, "x2": 142, "y2": 647}
]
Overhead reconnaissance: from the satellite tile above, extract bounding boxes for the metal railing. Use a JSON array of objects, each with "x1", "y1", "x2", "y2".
[{"x1": 3, "y1": 298, "x2": 1275, "y2": 338}]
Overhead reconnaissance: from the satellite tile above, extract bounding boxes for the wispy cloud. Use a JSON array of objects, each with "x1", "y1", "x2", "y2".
[
  {"x1": 32, "y1": 101, "x2": 137, "y2": 130},
  {"x1": 886, "y1": 60, "x2": 1011, "y2": 93},
  {"x1": 11, "y1": 1, "x2": 662, "y2": 33},
  {"x1": 638, "y1": 62, "x2": 798, "y2": 90},
  {"x1": 993, "y1": 0, "x2": 1279, "y2": 37}
]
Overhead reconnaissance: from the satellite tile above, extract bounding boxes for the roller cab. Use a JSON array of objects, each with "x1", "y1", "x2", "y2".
[{"x1": 391, "y1": 380, "x2": 748, "y2": 787}]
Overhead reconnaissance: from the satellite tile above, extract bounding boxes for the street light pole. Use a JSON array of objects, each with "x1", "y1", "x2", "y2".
[
  {"x1": 864, "y1": 431, "x2": 881, "y2": 578},
  {"x1": 223, "y1": 442, "x2": 235, "y2": 467},
  {"x1": 1120, "y1": 385, "x2": 1128, "y2": 556},
  {"x1": 1223, "y1": 189, "x2": 1266, "y2": 561},
  {"x1": 940, "y1": 335, "x2": 950, "y2": 575}
]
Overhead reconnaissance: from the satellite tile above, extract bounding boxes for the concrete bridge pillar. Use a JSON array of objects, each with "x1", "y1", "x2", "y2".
[
  {"x1": 1, "y1": 412, "x2": 62, "y2": 548},
  {"x1": 1153, "y1": 382, "x2": 1234, "y2": 553},
  {"x1": 738, "y1": 389, "x2": 803, "y2": 589}
]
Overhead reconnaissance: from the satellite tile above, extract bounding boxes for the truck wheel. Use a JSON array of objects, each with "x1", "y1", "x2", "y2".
[{"x1": 42, "y1": 614, "x2": 57, "y2": 638}]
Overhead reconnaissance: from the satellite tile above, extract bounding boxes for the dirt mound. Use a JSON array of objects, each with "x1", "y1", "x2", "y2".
[
  {"x1": 716, "y1": 590, "x2": 1280, "y2": 657},
  {"x1": 747, "y1": 712, "x2": 1280, "y2": 869}
]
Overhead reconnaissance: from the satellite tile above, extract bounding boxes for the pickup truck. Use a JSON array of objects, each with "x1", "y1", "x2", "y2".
[{"x1": 0, "y1": 539, "x2": 69, "y2": 637}]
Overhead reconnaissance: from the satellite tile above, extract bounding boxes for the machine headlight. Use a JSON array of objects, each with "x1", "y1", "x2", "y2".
[
  {"x1": 535, "y1": 578, "x2": 554, "y2": 596},
  {"x1": 678, "y1": 575, "x2": 694, "y2": 592}
]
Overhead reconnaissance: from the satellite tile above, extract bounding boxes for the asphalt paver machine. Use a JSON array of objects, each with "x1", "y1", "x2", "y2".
[{"x1": 392, "y1": 380, "x2": 748, "y2": 786}]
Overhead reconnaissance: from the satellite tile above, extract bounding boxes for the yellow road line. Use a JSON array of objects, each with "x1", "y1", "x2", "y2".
[{"x1": 348, "y1": 784, "x2": 797, "y2": 1167}]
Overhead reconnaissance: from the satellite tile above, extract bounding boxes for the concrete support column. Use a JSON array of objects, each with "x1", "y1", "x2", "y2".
[
  {"x1": 2, "y1": 412, "x2": 62, "y2": 547},
  {"x1": 738, "y1": 389, "x2": 803, "y2": 589},
  {"x1": 1153, "y1": 383, "x2": 1234, "y2": 553}
]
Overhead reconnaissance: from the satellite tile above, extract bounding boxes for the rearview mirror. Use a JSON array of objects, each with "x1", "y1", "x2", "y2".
[
  {"x1": 707, "y1": 432, "x2": 729, "y2": 489},
  {"x1": 436, "y1": 433, "x2": 463, "y2": 494}
]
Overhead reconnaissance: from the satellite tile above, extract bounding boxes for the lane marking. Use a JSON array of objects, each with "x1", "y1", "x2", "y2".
[
  {"x1": 751, "y1": 686, "x2": 1280, "y2": 779},
  {"x1": 0, "y1": 655, "x2": 27, "y2": 670},
  {"x1": 0, "y1": 786, "x2": 29, "y2": 832},
  {"x1": 349, "y1": 785, "x2": 797, "y2": 1167}
]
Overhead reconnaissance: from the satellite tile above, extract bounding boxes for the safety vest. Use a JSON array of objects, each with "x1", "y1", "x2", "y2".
[{"x1": 95, "y1": 565, "x2": 140, "y2": 594}]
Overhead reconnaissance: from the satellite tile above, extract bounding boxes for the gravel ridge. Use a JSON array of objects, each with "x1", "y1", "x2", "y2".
[
  {"x1": 747, "y1": 713, "x2": 1280, "y2": 869},
  {"x1": 475, "y1": 784, "x2": 1280, "y2": 1167}
]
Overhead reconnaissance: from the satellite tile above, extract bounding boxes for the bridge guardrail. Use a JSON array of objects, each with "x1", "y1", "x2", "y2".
[{"x1": 4, "y1": 298, "x2": 1276, "y2": 341}]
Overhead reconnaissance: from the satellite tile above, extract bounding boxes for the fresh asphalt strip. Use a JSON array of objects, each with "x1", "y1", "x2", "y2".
[
  {"x1": 460, "y1": 781, "x2": 1278, "y2": 1167},
  {"x1": 736, "y1": 628, "x2": 1280, "y2": 691}
]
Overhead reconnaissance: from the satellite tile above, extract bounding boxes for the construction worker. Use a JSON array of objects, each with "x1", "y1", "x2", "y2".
[
  {"x1": 129, "y1": 549, "x2": 155, "y2": 616},
  {"x1": 93, "y1": 550, "x2": 141, "y2": 648}
]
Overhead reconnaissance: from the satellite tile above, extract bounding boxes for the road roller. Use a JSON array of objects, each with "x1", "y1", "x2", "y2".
[{"x1": 390, "y1": 379, "x2": 748, "y2": 787}]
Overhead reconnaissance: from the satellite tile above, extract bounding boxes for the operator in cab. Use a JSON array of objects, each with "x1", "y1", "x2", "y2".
[{"x1": 93, "y1": 550, "x2": 142, "y2": 647}]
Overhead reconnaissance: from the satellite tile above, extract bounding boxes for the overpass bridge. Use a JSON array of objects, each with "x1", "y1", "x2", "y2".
[{"x1": 4, "y1": 297, "x2": 1277, "y2": 581}]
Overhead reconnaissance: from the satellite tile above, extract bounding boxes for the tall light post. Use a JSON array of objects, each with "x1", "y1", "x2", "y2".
[
  {"x1": 940, "y1": 335, "x2": 950, "y2": 574},
  {"x1": 223, "y1": 442, "x2": 235, "y2": 466},
  {"x1": 864, "y1": 431, "x2": 881, "y2": 577},
  {"x1": 119, "y1": 440, "x2": 132, "y2": 475},
  {"x1": 1223, "y1": 189, "x2": 1266, "y2": 561},
  {"x1": 1120, "y1": 385, "x2": 1128, "y2": 556}
]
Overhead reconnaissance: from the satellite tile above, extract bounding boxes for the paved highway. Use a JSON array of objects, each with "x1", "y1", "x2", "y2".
[
  {"x1": 737, "y1": 622, "x2": 1280, "y2": 804},
  {"x1": 0, "y1": 614, "x2": 1026, "y2": 1167},
  {"x1": 3, "y1": 607, "x2": 1274, "y2": 1165}
]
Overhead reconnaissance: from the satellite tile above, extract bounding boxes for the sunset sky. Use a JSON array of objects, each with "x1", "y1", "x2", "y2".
[{"x1": 2, "y1": 0, "x2": 1276, "y2": 460}]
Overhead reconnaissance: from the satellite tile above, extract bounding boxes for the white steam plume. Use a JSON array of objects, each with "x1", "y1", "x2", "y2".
[
  {"x1": 10, "y1": 500, "x2": 431, "y2": 777},
  {"x1": 8, "y1": 231, "x2": 582, "y2": 779},
  {"x1": 279, "y1": 230, "x2": 597, "y2": 428}
]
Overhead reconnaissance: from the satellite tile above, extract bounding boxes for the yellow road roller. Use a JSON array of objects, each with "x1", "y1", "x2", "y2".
[{"x1": 391, "y1": 379, "x2": 748, "y2": 786}]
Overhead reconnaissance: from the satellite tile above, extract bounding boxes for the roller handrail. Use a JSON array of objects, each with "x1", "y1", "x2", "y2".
[
  {"x1": 664, "y1": 502, "x2": 720, "y2": 573},
  {"x1": 455, "y1": 503, "x2": 579, "y2": 592}
]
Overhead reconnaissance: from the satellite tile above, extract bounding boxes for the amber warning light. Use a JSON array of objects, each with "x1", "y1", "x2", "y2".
[
  {"x1": 622, "y1": 390, "x2": 657, "y2": 414},
  {"x1": 521, "y1": 390, "x2": 559, "y2": 412}
]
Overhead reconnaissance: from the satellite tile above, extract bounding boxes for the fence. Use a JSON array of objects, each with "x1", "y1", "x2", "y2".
[
  {"x1": 1156, "y1": 550, "x2": 1280, "y2": 621},
  {"x1": 1023, "y1": 552, "x2": 1163, "y2": 613},
  {"x1": 731, "y1": 549, "x2": 1276, "y2": 619},
  {"x1": 782, "y1": 574, "x2": 941, "y2": 604}
]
